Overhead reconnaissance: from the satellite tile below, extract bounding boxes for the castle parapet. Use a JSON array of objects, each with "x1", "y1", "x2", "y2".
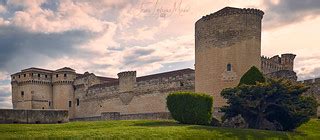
[
  {"x1": 199, "y1": 7, "x2": 264, "y2": 22},
  {"x1": 261, "y1": 53, "x2": 296, "y2": 74},
  {"x1": 52, "y1": 67, "x2": 76, "y2": 83},
  {"x1": 118, "y1": 71, "x2": 136, "y2": 92}
]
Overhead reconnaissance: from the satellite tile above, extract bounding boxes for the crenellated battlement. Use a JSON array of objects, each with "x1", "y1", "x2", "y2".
[
  {"x1": 199, "y1": 7, "x2": 264, "y2": 21},
  {"x1": 117, "y1": 71, "x2": 136, "y2": 78},
  {"x1": 261, "y1": 53, "x2": 296, "y2": 74}
]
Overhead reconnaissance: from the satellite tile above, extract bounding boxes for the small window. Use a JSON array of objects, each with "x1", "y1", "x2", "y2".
[
  {"x1": 45, "y1": 75, "x2": 47, "y2": 78},
  {"x1": 38, "y1": 74, "x2": 41, "y2": 77},
  {"x1": 24, "y1": 74, "x2": 26, "y2": 77},
  {"x1": 69, "y1": 101, "x2": 72, "y2": 107},
  {"x1": 18, "y1": 75, "x2": 20, "y2": 78},
  {"x1": 56, "y1": 74, "x2": 59, "y2": 78},
  {"x1": 227, "y1": 64, "x2": 232, "y2": 71},
  {"x1": 77, "y1": 99, "x2": 80, "y2": 106},
  {"x1": 64, "y1": 74, "x2": 67, "y2": 77},
  {"x1": 42, "y1": 107, "x2": 44, "y2": 109},
  {"x1": 48, "y1": 101, "x2": 51, "y2": 107},
  {"x1": 21, "y1": 91, "x2": 24, "y2": 97},
  {"x1": 13, "y1": 76, "x2": 15, "y2": 79}
]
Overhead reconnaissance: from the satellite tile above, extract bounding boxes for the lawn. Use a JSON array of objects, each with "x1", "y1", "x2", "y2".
[{"x1": 0, "y1": 119, "x2": 319, "y2": 139}]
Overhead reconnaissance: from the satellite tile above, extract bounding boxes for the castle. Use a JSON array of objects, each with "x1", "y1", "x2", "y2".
[{"x1": 10, "y1": 7, "x2": 319, "y2": 119}]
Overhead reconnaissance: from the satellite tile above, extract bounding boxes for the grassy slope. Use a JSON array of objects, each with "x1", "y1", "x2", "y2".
[{"x1": 0, "y1": 119, "x2": 319, "y2": 139}]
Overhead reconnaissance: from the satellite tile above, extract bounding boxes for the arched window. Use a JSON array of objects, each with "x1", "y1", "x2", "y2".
[{"x1": 227, "y1": 64, "x2": 232, "y2": 71}]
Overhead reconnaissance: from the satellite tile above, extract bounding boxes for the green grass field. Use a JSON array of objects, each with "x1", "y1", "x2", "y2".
[{"x1": 0, "y1": 119, "x2": 319, "y2": 139}]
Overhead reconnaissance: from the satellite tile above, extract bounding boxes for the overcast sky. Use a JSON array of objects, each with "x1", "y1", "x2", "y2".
[{"x1": 0, "y1": 0, "x2": 320, "y2": 108}]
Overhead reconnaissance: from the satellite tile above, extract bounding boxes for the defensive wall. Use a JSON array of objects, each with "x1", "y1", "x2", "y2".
[
  {"x1": 73, "y1": 69, "x2": 195, "y2": 118},
  {"x1": 71, "y1": 112, "x2": 171, "y2": 121},
  {"x1": 0, "y1": 109, "x2": 69, "y2": 124},
  {"x1": 300, "y1": 78, "x2": 320, "y2": 116}
]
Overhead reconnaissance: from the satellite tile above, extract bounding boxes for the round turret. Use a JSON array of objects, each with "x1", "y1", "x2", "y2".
[
  {"x1": 281, "y1": 53, "x2": 296, "y2": 71},
  {"x1": 52, "y1": 67, "x2": 76, "y2": 117},
  {"x1": 195, "y1": 7, "x2": 264, "y2": 108}
]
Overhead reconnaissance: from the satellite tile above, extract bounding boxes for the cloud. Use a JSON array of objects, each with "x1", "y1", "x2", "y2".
[
  {"x1": 0, "y1": 82, "x2": 11, "y2": 109},
  {"x1": 0, "y1": 25, "x2": 96, "y2": 72},
  {"x1": 9, "y1": 0, "x2": 109, "y2": 33},
  {"x1": 0, "y1": 4, "x2": 5, "y2": 13},
  {"x1": 263, "y1": 0, "x2": 320, "y2": 29},
  {"x1": 295, "y1": 56, "x2": 320, "y2": 80},
  {"x1": 0, "y1": 71, "x2": 9, "y2": 81}
]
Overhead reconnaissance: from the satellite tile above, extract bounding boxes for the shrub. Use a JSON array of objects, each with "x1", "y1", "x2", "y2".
[
  {"x1": 238, "y1": 66, "x2": 265, "y2": 86},
  {"x1": 166, "y1": 92, "x2": 213, "y2": 125},
  {"x1": 221, "y1": 79, "x2": 318, "y2": 131}
]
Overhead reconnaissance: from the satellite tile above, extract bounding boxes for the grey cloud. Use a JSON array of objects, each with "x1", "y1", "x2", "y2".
[
  {"x1": 133, "y1": 48, "x2": 155, "y2": 56},
  {"x1": 0, "y1": 101, "x2": 11, "y2": 109},
  {"x1": 122, "y1": 48, "x2": 162, "y2": 66},
  {"x1": 297, "y1": 67, "x2": 320, "y2": 80},
  {"x1": 264, "y1": 0, "x2": 320, "y2": 29},
  {"x1": 0, "y1": 92, "x2": 10, "y2": 98},
  {"x1": 0, "y1": 25, "x2": 95, "y2": 72},
  {"x1": 0, "y1": 88, "x2": 10, "y2": 108},
  {"x1": 40, "y1": 0, "x2": 60, "y2": 12},
  {"x1": 124, "y1": 55, "x2": 163, "y2": 67},
  {"x1": 0, "y1": 96, "x2": 8, "y2": 101}
]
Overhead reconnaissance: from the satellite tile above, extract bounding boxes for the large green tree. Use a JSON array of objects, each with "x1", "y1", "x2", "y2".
[{"x1": 221, "y1": 79, "x2": 318, "y2": 131}]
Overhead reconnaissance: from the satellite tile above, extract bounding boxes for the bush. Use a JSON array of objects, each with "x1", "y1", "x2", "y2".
[
  {"x1": 238, "y1": 66, "x2": 265, "y2": 86},
  {"x1": 166, "y1": 92, "x2": 213, "y2": 125},
  {"x1": 221, "y1": 79, "x2": 318, "y2": 131}
]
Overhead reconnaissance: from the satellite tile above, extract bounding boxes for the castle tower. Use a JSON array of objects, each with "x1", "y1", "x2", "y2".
[
  {"x1": 52, "y1": 67, "x2": 76, "y2": 117},
  {"x1": 11, "y1": 68, "x2": 53, "y2": 109},
  {"x1": 195, "y1": 7, "x2": 264, "y2": 108},
  {"x1": 117, "y1": 71, "x2": 136, "y2": 92},
  {"x1": 281, "y1": 53, "x2": 296, "y2": 71}
]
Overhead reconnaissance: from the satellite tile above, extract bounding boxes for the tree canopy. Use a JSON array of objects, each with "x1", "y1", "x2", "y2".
[
  {"x1": 238, "y1": 66, "x2": 265, "y2": 86},
  {"x1": 221, "y1": 79, "x2": 318, "y2": 131}
]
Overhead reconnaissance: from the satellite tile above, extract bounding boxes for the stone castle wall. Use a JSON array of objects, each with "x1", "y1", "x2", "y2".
[
  {"x1": 0, "y1": 109, "x2": 68, "y2": 124},
  {"x1": 300, "y1": 78, "x2": 320, "y2": 117},
  {"x1": 195, "y1": 7, "x2": 264, "y2": 108},
  {"x1": 73, "y1": 70, "x2": 194, "y2": 118}
]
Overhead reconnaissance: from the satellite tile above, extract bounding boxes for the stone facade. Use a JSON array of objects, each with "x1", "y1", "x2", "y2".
[
  {"x1": 195, "y1": 7, "x2": 264, "y2": 107},
  {"x1": 11, "y1": 68, "x2": 194, "y2": 119},
  {"x1": 11, "y1": 7, "x2": 318, "y2": 120}
]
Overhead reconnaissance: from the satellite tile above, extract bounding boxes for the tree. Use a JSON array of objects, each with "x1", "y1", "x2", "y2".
[
  {"x1": 166, "y1": 92, "x2": 213, "y2": 125},
  {"x1": 221, "y1": 79, "x2": 318, "y2": 131},
  {"x1": 238, "y1": 66, "x2": 265, "y2": 86}
]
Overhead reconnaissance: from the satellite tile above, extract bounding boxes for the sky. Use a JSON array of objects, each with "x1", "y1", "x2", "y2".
[{"x1": 0, "y1": 0, "x2": 320, "y2": 109}]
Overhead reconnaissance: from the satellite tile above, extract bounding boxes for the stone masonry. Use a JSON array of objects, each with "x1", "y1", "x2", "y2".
[
  {"x1": 10, "y1": 7, "x2": 319, "y2": 119},
  {"x1": 195, "y1": 7, "x2": 264, "y2": 107}
]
